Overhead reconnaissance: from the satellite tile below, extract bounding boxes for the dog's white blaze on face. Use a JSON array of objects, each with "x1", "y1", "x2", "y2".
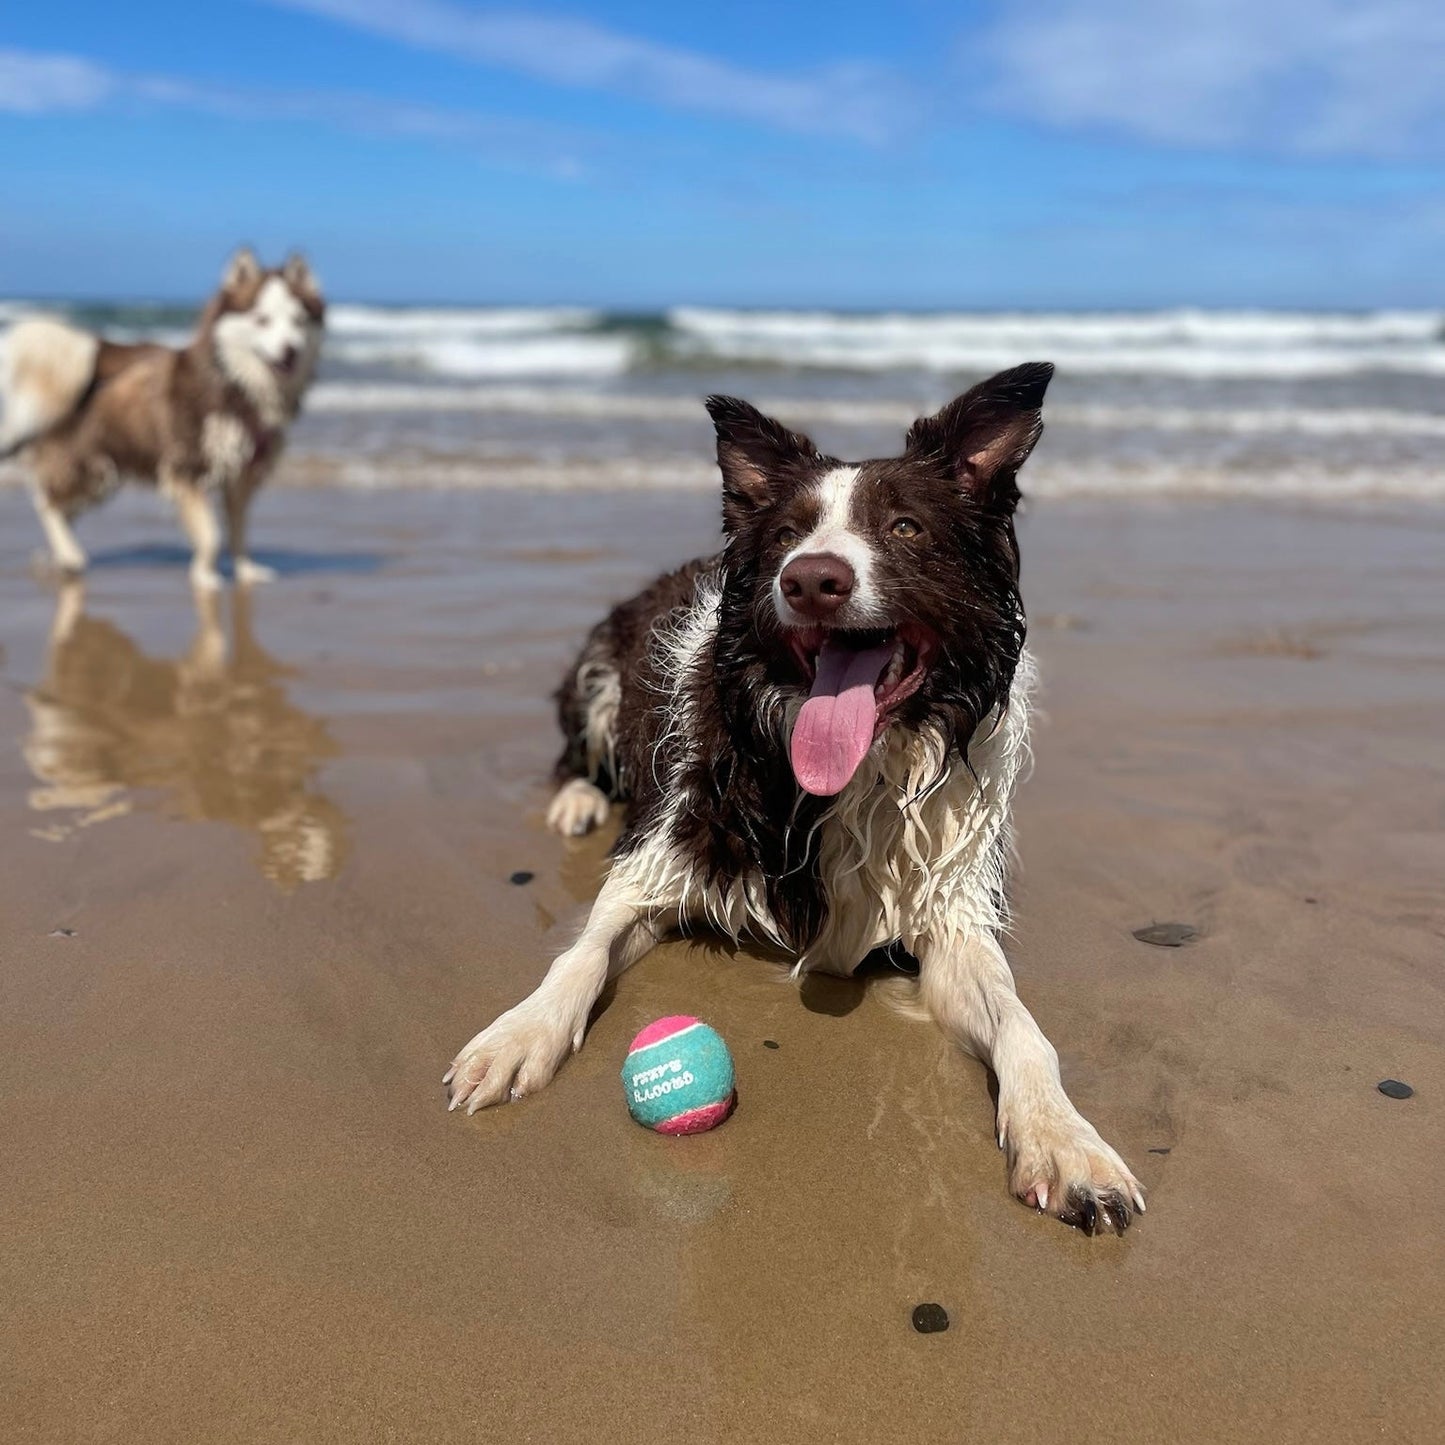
[
  {"x1": 215, "y1": 276, "x2": 313, "y2": 369},
  {"x1": 771, "y1": 465, "x2": 886, "y2": 628}
]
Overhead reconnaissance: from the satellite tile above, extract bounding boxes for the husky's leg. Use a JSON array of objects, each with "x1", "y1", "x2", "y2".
[
  {"x1": 171, "y1": 480, "x2": 223, "y2": 592},
  {"x1": 224, "y1": 471, "x2": 275, "y2": 586},
  {"x1": 29, "y1": 485, "x2": 87, "y2": 576},
  {"x1": 917, "y1": 922, "x2": 1145, "y2": 1234},
  {"x1": 445, "y1": 869, "x2": 668, "y2": 1113}
]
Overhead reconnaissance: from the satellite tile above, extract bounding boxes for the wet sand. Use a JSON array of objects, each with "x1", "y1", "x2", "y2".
[{"x1": 1, "y1": 486, "x2": 1443, "y2": 1443}]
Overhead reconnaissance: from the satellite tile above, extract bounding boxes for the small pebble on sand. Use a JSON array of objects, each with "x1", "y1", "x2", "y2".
[
  {"x1": 1377, "y1": 1079, "x2": 1414, "y2": 1100},
  {"x1": 1133, "y1": 922, "x2": 1199, "y2": 947},
  {"x1": 509, "y1": 871, "x2": 534, "y2": 886},
  {"x1": 49, "y1": 928, "x2": 77, "y2": 938},
  {"x1": 911, "y1": 1303, "x2": 949, "y2": 1334},
  {"x1": 763, "y1": 1040, "x2": 780, "y2": 1050}
]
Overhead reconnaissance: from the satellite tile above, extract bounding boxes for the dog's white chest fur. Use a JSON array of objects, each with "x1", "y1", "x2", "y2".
[
  {"x1": 613, "y1": 573, "x2": 1033, "y2": 971},
  {"x1": 803, "y1": 681, "x2": 1031, "y2": 973},
  {"x1": 201, "y1": 415, "x2": 254, "y2": 486}
]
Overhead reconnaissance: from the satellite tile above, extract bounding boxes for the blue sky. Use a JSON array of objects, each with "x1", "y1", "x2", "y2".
[{"x1": 2, "y1": 0, "x2": 1442, "y2": 306}]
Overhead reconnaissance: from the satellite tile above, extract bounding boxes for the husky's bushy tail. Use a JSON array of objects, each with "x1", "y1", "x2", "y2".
[{"x1": 0, "y1": 317, "x2": 99, "y2": 459}]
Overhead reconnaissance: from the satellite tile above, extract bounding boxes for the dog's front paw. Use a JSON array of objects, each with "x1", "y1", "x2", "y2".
[
  {"x1": 443, "y1": 1001, "x2": 575, "y2": 1115},
  {"x1": 545, "y1": 778, "x2": 610, "y2": 837},
  {"x1": 1000, "y1": 1098, "x2": 1145, "y2": 1234},
  {"x1": 189, "y1": 563, "x2": 223, "y2": 593},
  {"x1": 234, "y1": 557, "x2": 278, "y2": 586}
]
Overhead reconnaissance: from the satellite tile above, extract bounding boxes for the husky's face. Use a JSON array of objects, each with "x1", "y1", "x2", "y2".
[
  {"x1": 210, "y1": 249, "x2": 325, "y2": 401},
  {"x1": 708, "y1": 363, "x2": 1052, "y2": 797}
]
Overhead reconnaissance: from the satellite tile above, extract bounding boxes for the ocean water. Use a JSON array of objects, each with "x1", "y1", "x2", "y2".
[{"x1": 3, "y1": 300, "x2": 1443, "y2": 500}]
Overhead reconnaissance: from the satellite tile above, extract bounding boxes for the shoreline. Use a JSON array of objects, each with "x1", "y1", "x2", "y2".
[{"x1": 9, "y1": 459, "x2": 1445, "y2": 503}]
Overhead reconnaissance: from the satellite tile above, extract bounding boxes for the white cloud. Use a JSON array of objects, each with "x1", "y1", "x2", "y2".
[
  {"x1": 261, "y1": 0, "x2": 903, "y2": 142},
  {"x1": 980, "y1": 0, "x2": 1445, "y2": 159},
  {"x1": 0, "y1": 46, "x2": 592, "y2": 176},
  {"x1": 0, "y1": 48, "x2": 114, "y2": 113}
]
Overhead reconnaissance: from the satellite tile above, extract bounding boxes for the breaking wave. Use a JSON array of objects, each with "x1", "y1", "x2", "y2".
[
  {"x1": 3, "y1": 300, "x2": 1442, "y2": 379},
  {"x1": 668, "y1": 307, "x2": 1445, "y2": 378},
  {"x1": 4, "y1": 298, "x2": 1444, "y2": 503}
]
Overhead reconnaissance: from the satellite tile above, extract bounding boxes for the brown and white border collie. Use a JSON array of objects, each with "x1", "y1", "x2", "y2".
[
  {"x1": 446, "y1": 362, "x2": 1145, "y2": 1234},
  {"x1": 0, "y1": 249, "x2": 324, "y2": 591}
]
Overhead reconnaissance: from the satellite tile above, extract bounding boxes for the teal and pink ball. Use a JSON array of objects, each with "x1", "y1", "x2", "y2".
[{"x1": 622, "y1": 1016, "x2": 736, "y2": 1134}]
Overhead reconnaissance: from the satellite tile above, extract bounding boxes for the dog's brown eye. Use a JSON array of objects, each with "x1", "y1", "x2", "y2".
[
  {"x1": 891, "y1": 518, "x2": 921, "y2": 539},
  {"x1": 777, "y1": 527, "x2": 799, "y2": 548}
]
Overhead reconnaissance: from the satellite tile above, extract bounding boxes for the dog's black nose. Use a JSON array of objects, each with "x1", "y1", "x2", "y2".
[{"x1": 780, "y1": 552, "x2": 854, "y2": 618}]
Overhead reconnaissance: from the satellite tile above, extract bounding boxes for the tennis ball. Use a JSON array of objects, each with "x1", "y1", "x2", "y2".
[{"x1": 622, "y1": 1015, "x2": 735, "y2": 1134}]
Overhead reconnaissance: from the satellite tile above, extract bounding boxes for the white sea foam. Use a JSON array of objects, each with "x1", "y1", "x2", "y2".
[
  {"x1": 307, "y1": 383, "x2": 703, "y2": 417},
  {"x1": 1057, "y1": 404, "x2": 1445, "y2": 438},
  {"x1": 327, "y1": 304, "x2": 600, "y2": 335},
  {"x1": 325, "y1": 334, "x2": 634, "y2": 378},
  {"x1": 323, "y1": 304, "x2": 633, "y2": 378},
  {"x1": 250, "y1": 454, "x2": 1445, "y2": 502},
  {"x1": 1023, "y1": 461, "x2": 1445, "y2": 502},
  {"x1": 306, "y1": 382, "x2": 1445, "y2": 439},
  {"x1": 670, "y1": 307, "x2": 1445, "y2": 377}
]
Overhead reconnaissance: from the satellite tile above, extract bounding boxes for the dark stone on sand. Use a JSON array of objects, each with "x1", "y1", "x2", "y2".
[
  {"x1": 763, "y1": 1040, "x2": 780, "y2": 1050},
  {"x1": 1378, "y1": 1079, "x2": 1414, "y2": 1100},
  {"x1": 1148, "y1": 1147, "x2": 1171, "y2": 1155},
  {"x1": 912, "y1": 1303, "x2": 949, "y2": 1334},
  {"x1": 49, "y1": 928, "x2": 77, "y2": 938},
  {"x1": 509, "y1": 871, "x2": 535, "y2": 886},
  {"x1": 1133, "y1": 922, "x2": 1199, "y2": 947}
]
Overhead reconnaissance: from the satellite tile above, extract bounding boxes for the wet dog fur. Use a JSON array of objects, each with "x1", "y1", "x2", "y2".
[{"x1": 447, "y1": 363, "x2": 1144, "y2": 1235}]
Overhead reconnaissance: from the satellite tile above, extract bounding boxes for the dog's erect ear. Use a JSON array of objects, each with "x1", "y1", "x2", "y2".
[
  {"x1": 906, "y1": 362, "x2": 1053, "y2": 507},
  {"x1": 705, "y1": 395, "x2": 820, "y2": 532},
  {"x1": 283, "y1": 252, "x2": 324, "y2": 312},
  {"x1": 222, "y1": 246, "x2": 262, "y2": 295}
]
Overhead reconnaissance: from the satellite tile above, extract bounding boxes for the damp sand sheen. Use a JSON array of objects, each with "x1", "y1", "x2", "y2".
[{"x1": 0, "y1": 486, "x2": 1441, "y2": 1444}]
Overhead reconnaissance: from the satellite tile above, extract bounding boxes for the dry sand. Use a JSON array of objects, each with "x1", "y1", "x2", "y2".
[{"x1": 1, "y1": 486, "x2": 1442, "y2": 1443}]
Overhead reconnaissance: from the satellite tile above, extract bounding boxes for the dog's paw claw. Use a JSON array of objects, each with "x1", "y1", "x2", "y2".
[
  {"x1": 445, "y1": 1006, "x2": 572, "y2": 1115},
  {"x1": 1003, "y1": 1101, "x2": 1144, "y2": 1236},
  {"x1": 1058, "y1": 1186, "x2": 1135, "y2": 1236}
]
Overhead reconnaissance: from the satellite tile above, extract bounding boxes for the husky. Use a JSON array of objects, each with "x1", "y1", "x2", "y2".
[
  {"x1": 0, "y1": 249, "x2": 324, "y2": 590},
  {"x1": 445, "y1": 363, "x2": 1145, "y2": 1235}
]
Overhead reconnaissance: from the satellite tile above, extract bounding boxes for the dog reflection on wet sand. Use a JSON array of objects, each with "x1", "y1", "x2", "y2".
[{"x1": 24, "y1": 585, "x2": 346, "y2": 889}]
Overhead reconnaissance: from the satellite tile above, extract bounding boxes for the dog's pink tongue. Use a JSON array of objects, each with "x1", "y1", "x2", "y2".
[{"x1": 790, "y1": 638, "x2": 894, "y2": 796}]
